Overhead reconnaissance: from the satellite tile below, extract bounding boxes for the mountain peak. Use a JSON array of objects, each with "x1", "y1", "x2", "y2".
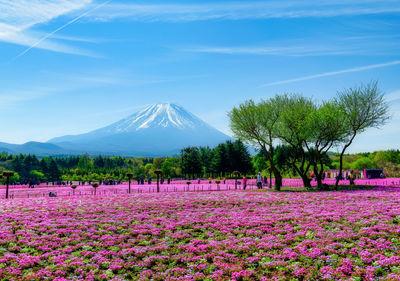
[{"x1": 101, "y1": 103, "x2": 205, "y2": 133}]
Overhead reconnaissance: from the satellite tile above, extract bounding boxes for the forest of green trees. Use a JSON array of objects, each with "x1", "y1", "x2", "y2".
[
  {"x1": 0, "y1": 140, "x2": 253, "y2": 184},
  {"x1": 1, "y1": 142, "x2": 399, "y2": 185}
]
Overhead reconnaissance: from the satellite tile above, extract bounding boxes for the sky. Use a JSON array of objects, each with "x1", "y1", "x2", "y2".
[{"x1": 0, "y1": 0, "x2": 399, "y2": 153}]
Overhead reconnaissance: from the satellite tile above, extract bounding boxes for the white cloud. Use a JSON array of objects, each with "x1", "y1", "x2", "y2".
[
  {"x1": 0, "y1": 0, "x2": 90, "y2": 28},
  {"x1": 0, "y1": 87, "x2": 57, "y2": 109},
  {"x1": 261, "y1": 60, "x2": 400, "y2": 86},
  {"x1": 84, "y1": 0, "x2": 400, "y2": 22},
  {"x1": 1, "y1": 27, "x2": 96, "y2": 56},
  {"x1": 0, "y1": 0, "x2": 93, "y2": 56},
  {"x1": 385, "y1": 90, "x2": 400, "y2": 103},
  {"x1": 186, "y1": 45, "x2": 358, "y2": 57}
]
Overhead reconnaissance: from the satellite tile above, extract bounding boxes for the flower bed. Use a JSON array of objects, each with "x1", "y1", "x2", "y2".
[{"x1": 1, "y1": 189, "x2": 400, "y2": 280}]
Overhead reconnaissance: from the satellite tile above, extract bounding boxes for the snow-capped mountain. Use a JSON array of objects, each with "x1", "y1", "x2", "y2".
[
  {"x1": 95, "y1": 103, "x2": 210, "y2": 133},
  {"x1": 47, "y1": 103, "x2": 231, "y2": 156}
]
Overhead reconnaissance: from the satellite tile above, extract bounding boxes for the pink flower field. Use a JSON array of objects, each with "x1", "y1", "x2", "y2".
[{"x1": 1, "y1": 189, "x2": 400, "y2": 280}]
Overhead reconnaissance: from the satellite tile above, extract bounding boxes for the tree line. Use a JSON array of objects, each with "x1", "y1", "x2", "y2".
[
  {"x1": 0, "y1": 140, "x2": 253, "y2": 184},
  {"x1": 180, "y1": 140, "x2": 253, "y2": 178},
  {"x1": 0, "y1": 144, "x2": 398, "y2": 186}
]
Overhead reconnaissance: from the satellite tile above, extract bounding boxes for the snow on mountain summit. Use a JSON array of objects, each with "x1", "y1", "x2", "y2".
[{"x1": 101, "y1": 103, "x2": 207, "y2": 133}]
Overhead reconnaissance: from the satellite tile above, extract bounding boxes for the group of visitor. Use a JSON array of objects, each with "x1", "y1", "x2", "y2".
[
  {"x1": 135, "y1": 177, "x2": 171, "y2": 185},
  {"x1": 102, "y1": 179, "x2": 121, "y2": 185}
]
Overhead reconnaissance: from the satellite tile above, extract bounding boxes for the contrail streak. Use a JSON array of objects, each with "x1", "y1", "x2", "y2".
[
  {"x1": 261, "y1": 60, "x2": 400, "y2": 87},
  {"x1": 13, "y1": 0, "x2": 111, "y2": 60}
]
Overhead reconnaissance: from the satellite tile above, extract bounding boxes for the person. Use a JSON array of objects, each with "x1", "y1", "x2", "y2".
[
  {"x1": 167, "y1": 178, "x2": 171, "y2": 184},
  {"x1": 208, "y1": 177, "x2": 212, "y2": 184},
  {"x1": 257, "y1": 172, "x2": 262, "y2": 189},
  {"x1": 223, "y1": 177, "x2": 226, "y2": 184},
  {"x1": 243, "y1": 176, "x2": 247, "y2": 190},
  {"x1": 197, "y1": 178, "x2": 201, "y2": 184},
  {"x1": 350, "y1": 172, "x2": 354, "y2": 184}
]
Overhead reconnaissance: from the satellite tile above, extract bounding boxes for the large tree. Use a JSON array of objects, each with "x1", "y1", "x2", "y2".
[
  {"x1": 307, "y1": 101, "x2": 347, "y2": 189},
  {"x1": 335, "y1": 82, "x2": 390, "y2": 188},
  {"x1": 48, "y1": 159, "x2": 61, "y2": 181},
  {"x1": 232, "y1": 140, "x2": 253, "y2": 175},
  {"x1": 180, "y1": 147, "x2": 202, "y2": 178},
  {"x1": 276, "y1": 94, "x2": 315, "y2": 188},
  {"x1": 212, "y1": 143, "x2": 229, "y2": 176},
  {"x1": 229, "y1": 98, "x2": 284, "y2": 190}
]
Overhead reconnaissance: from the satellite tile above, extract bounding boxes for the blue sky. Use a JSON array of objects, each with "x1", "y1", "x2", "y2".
[{"x1": 0, "y1": 0, "x2": 399, "y2": 153}]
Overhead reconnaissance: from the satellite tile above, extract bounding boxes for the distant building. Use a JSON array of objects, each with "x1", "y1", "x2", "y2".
[
  {"x1": 320, "y1": 169, "x2": 384, "y2": 180},
  {"x1": 322, "y1": 170, "x2": 361, "y2": 180},
  {"x1": 363, "y1": 169, "x2": 384, "y2": 179}
]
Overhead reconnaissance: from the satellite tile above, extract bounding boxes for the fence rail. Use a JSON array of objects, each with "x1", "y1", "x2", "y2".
[{"x1": 1, "y1": 178, "x2": 400, "y2": 199}]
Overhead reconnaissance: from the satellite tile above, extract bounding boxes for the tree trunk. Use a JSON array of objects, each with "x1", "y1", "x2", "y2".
[
  {"x1": 273, "y1": 168, "x2": 282, "y2": 191},
  {"x1": 261, "y1": 144, "x2": 283, "y2": 191},
  {"x1": 315, "y1": 170, "x2": 324, "y2": 190},
  {"x1": 292, "y1": 164, "x2": 311, "y2": 189},
  {"x1": 335, "y1": 150, "x2": 345, "y2": 190},
  {"x1": 301, "y1": 174, "x2": 311, "y2": 189},
  {"x1": 313, "y1": 159, "x2": 325, "y2": 191},
  {"x1": 335, "y1": 133, "x2": 356, "y2": 190},
  {"x1": 268, "y1": 156, "x2": 282, "y2": 191}
]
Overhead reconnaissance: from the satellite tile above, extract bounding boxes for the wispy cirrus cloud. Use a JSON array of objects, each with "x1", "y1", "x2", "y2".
[
  {"x1": 185, "y1": 45, "x2": 358, "y2": 57},
  {"x1": 2, "y1": 0, "x2": 399, "y2": 57},
  {"x1": 261, "y1": 60, "x2": 400, "y2": 86},
  {"x1": 184, "y1": 34, "x2": 400, "y2": 57},
  {"x1": 385, "y1": 90, "x2": 400, "y2": 103},
  {"x1": 0, "y1": 87, "x2": 59, "y2": 109},
  {"x1": 0, "y1": 0, "x2": 95, "y2": 56},
  {"x1": 84, "y1": 0, "x2": 400, "y2": 22}
]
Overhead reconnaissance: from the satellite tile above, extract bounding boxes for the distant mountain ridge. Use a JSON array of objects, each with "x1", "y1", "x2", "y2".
[
  {"x1": 1, "y1": 103, "x2": 231, "y2": 156},
  {"x1": 0, "y1": 141, "x2": 65, "y2": 156}
]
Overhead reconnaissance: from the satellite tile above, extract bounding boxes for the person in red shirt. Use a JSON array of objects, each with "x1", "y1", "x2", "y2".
[{"x1": 243, "y1": 176, "x2": 247, "y2": 190}]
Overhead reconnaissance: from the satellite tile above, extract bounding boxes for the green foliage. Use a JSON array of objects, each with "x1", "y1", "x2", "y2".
[
  {"x1": 48, "y1": 160, "x2": 61, "y2": 181},
  {"x1": 373, "y1": 151, "x2": 387, "y2": 168},
  {"x1": 334, "y1": 81, "x2": 390, "y2": 187},
  {"x1": 161, "y1": 158, "x2": 180, "y2": 178},
  {"x1": 228, "y1": 81, "x2": 390, "y2": 191},
  {"x1": 180, "y1": 147, "x2": 202, "y2": 178},
  {"x1": 29, "y1": 170, "x2": 44, "y2": 181},
  {"x1": 252, "y1": 152, "x2": 268, "y2": 174},
  {"x1": 181, "y1": 140, "x2": 252, "y2": 178},
  {"x1": 229, "y1": 97, "x2": 286, "y2": 190},
  {"x1": 78, "y1": 154, "x2": 93, "y2": 171},
  {"x1": 0, "y1": 142, "x2": 250, "y2": 183},
  {"x1": 351, "y1": 157, "x2": 375, "y2": 170}
]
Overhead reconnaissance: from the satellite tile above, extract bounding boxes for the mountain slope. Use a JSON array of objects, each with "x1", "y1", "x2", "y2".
[
  {"x1": 0, "y1": 141, "x2": 65, "y2": 155},
  {"x1": 49, "y1": 103, "x2": 231, "y2": 156}
]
